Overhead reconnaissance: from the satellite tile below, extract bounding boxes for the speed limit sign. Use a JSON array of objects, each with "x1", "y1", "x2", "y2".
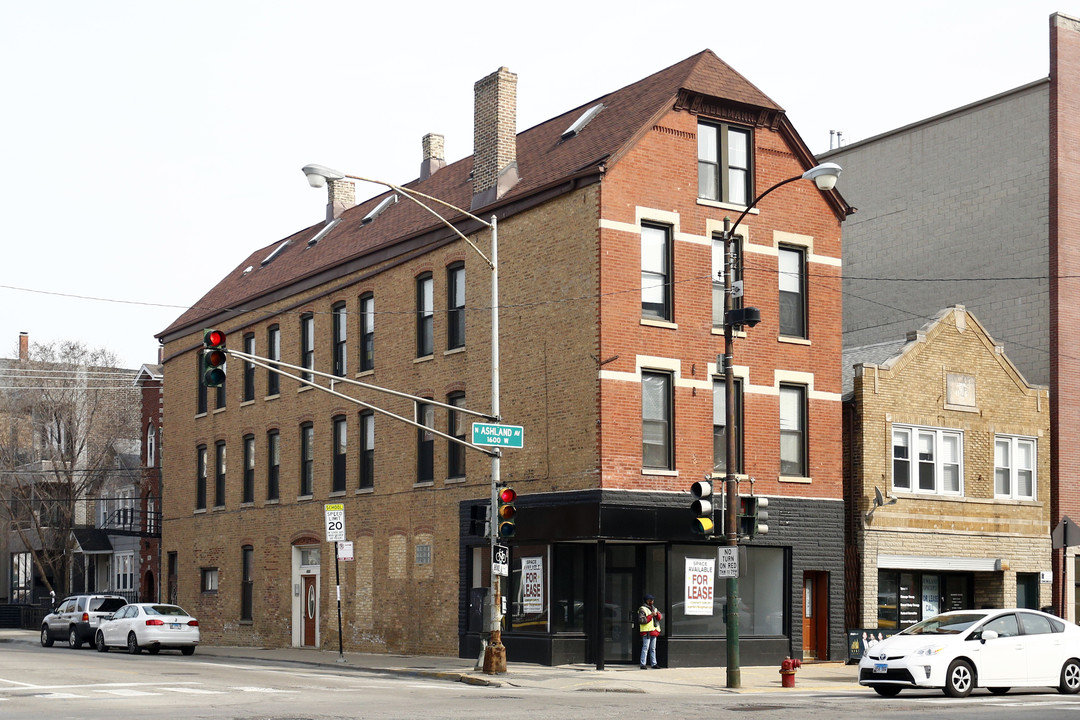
[{"x1": 324, "y1": 503, "x2": 345, "y2": 542}]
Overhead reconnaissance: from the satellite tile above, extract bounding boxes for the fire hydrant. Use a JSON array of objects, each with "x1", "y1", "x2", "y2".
[{"x1": 779, "y1": 657, "x2": 802, "y2": 688}]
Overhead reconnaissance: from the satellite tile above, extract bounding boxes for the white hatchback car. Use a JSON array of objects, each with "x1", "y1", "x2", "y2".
[
  {"x1": 95, "y1": 603, "x2": 200, "y2": 656},
  {"x1": 860, "y1": 608, "x2": 1080, "y2": 697}
]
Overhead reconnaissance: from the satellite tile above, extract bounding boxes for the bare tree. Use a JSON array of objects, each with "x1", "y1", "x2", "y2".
[{"x1": 0, "y1": 340, "x2": 139, "y2": 598}]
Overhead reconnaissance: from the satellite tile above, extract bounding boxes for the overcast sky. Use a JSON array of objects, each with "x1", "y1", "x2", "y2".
[{"x1": 0, "y1": 1, "x2": 1069, "y2": 368}]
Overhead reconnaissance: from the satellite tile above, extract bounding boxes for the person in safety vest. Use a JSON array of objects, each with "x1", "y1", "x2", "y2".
[{"x1": 637, "y1": 593, "x2": 662, "y2": 669}]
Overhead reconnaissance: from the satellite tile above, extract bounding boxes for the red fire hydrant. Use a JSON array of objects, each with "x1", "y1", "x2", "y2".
[{"x1": 780, "y1": 657, "x2": 802, "y2": 688}]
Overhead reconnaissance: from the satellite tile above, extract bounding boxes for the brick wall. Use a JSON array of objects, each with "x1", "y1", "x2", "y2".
[{"x1": 848, "y1": 308, "x2": 1051, "y2": 626}]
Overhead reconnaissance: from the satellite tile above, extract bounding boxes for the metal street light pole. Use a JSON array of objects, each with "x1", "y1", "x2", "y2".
[
  {"x1": 301, "y1": 165, "x2": 506, "y2": 673},
  {"x1": 719, "y1": 162, "x2": 841, "y2": 689}
]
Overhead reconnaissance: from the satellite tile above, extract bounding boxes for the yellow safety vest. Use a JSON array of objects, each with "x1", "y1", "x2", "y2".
[{"x1": 638, "y1": 605, "x2": 660, "y2": 633}]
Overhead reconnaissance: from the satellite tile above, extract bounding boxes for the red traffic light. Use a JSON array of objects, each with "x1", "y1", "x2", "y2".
[
  {"x1": 204, "y1": 329, "x2": 226, "y2": 348},
  {"x1": 499, "y1": 487, "x2": 517, "y2": 504}
]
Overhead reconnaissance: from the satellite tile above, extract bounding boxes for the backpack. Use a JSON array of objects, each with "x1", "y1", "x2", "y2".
[{"x1": 637, "y1": 606, "x2": 649, "y2": 625}]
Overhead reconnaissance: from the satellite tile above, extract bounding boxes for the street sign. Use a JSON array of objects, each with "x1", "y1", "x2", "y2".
[
  {"x1": 718, "y1": 546, "x2": 739, "y2": 578},
  {"x1": 472, "y1": 422, "x2": 524, "y2": 448},
  {"x1": 493, "y1": 544, "x2": 509, "y2": 577},
  {"x1": 324, "y1": 503, "x2": 345, "y2": 542},
  {"x1": 337, "y1": 541, "x2": 354, "y2": 561}
]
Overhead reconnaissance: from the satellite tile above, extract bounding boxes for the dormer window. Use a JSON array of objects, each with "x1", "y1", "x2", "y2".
[
  {"x1": 698, "y1": 121, "x2": 752, "y2": 205},
  {"x1": 561, "y1": 104, "x2": 604, "y2": 139}
]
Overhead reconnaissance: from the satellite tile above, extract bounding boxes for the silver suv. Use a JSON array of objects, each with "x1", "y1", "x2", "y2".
[{"x1": 41, "y1": 594, "x2": 127, "y2": 649}]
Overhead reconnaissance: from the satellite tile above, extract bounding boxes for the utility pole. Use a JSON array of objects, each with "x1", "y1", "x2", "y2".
[{"x1": 722, "y1": 216, "x2": 741, "y2": 689}]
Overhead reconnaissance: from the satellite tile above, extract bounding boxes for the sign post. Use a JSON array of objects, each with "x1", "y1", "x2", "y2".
[{"x1": 324, "y1": 503, "x2": 346, "y2": 663}]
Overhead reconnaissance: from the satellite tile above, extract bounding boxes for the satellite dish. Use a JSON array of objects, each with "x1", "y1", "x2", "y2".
[{"x1": 874, "y1": 486, "x2": 884, "y2": 508}]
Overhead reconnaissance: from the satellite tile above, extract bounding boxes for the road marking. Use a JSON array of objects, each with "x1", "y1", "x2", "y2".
[
  {"x1": 96, "y1": 688, "x2": 160, "y2": 697},
  {"x1": 157, "y1": 687, "x2": 225, "y2": 694},
  {"x1": 230, "y1": 686, "x2": 299, "y2": 693}
]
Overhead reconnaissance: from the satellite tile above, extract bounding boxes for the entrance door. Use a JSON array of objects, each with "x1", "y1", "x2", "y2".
[
  {"x1": 802, "y1": 571, "x2": 828, "y2": 660},
  {"x1": 302, "y1": 575, "x2": 317, "y2": 647},
  {"x1": 604, "y1": 546, "x2": 636, "y2": 664}
]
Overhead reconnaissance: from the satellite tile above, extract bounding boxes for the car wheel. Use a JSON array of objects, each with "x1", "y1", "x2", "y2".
[
  {"x1": 944, "y1": 659, "x2": 974, "y2": 698},
  {"x1": 96, "y1": 631, "x2": 108, "y2": 653},
  {"x1": 126, "y1": 632, "x2": 142, "y2": 655},
  {"x1": 988, "y1": 687, "x2": 1010, "y2": 695},
  {"x1": 181, "y1": 646, "x2": 195, "y2": 656},
  {"x1": 148, "y1": 646, "x2": 161, "y2": 655},
  {"x1": 68, "y1": 627, "x2": 82, "y2": 649},
  {"x1": 40, "y1": 626, "x2": 53, "y2": 647},
  {"x1": 872, "y1": 685, "x2": 902, "y2": 697},
  {"x1": 1059, "y1": 658, "x2": 1080, "y2": 694}
]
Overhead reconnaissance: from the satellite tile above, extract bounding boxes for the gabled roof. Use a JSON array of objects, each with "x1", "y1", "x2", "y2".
[
  {"x1": 159, "y1": 50, "x2": 843, "y2": 341},
  {"x1": 842, "y1": 306, "x2": 1045, "y2": 400}
]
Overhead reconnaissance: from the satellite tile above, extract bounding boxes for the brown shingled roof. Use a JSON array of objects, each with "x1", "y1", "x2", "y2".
[{"x1": 158, "y1": 50, "x2": 792, "y2": 340}]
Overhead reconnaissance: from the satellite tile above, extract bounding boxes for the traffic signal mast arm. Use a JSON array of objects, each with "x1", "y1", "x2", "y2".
[{"x1": 227, "y1": 347, "x2": 501, "y2": 457}]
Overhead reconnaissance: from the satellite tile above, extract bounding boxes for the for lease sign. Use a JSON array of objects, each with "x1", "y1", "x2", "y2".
[
  {"x1": 684, "y1": 557, "x2": 715, "y2": 616},
  {"x1": 522, "y1": 556, "x2": 544, "y2": 613}
]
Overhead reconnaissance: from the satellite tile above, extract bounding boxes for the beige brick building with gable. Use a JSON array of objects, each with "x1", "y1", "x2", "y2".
[{"x1": 843, "y1": 306, "x2": 1051, "y2": 647}]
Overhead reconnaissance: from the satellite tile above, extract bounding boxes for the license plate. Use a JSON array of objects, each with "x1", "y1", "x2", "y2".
[
  {"x1": 171, "y1": 623, "x2": 181, "y2": 629},
  {"x1": 874, "y1": 663, "x2": 888, "y2": 674}
]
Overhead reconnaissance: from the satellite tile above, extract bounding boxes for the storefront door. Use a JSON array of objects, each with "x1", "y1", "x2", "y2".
[{"x1": 604, "y1": 546, "x2": 636, "y2": 664}]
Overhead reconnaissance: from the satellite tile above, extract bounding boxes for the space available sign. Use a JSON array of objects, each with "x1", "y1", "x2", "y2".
[
  {"x1": 522, "y1": 556, "x2": 544, "y2": 613},
  {"x1": 684, "y1": 557, "x2": 715, "y2": 615}
]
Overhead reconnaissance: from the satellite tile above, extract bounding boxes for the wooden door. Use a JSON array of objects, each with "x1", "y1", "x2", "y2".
[
  {"x1": 303, "y1": 575, "x2": 317, "y2": 647},
  {"x1": 802, "y1": 571, "x2": 828, "y2": 660}
]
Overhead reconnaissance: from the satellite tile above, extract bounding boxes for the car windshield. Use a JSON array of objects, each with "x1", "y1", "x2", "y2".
[
  {"x1": 900, "y1": 613, "x2": 986, "y2": 635},
  {"x1": 145, "y1": 605, "x2": 189, "y2": 617},
  {"x1": 90, "y1": 598, "x2": 127, "y2": 612}
]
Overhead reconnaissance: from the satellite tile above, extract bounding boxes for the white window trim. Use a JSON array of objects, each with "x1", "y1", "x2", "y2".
[
  {"x1": 994, "y1": 434, "x2": 1037, "y2": 501},
  {"x1": 892, "y1": 424, "x2": 964, "y2": 496}
]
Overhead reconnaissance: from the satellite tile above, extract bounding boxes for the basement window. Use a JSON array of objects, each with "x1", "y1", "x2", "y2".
[
  {"x1": 561, "y1": 103, "x2": 604, "y2": 139},
  {"x1": 362, "y1": 194, "x2": 398, "y2": 225}
]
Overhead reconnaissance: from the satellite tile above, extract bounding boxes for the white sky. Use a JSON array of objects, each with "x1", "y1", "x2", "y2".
[{"x1": 0, "y1": 0, "x2": 1070, "y2": 368}]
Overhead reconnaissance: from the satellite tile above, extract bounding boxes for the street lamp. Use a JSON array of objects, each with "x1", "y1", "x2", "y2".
[
  {"x1": 303, "y1": 164, "x2": 508, "y2": 674},
  {"x1": 719, "y1": 161, "x2": 840, "y2": 689}
]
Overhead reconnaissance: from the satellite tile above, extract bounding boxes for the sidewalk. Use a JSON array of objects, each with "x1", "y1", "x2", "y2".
[{"x1": 0, "y1": 629, "x2": 865, "y2": 695}]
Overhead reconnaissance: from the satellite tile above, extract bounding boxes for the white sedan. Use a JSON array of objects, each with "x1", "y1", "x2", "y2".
[
  {"x1": 860, "y1": 608, "x2": 1080, "y2": 697},
  {"x1": 95, "y1": 603, "x2": 200, "y2": 656}
]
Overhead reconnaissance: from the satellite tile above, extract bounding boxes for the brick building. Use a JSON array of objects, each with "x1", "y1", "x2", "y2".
[
  {"x1": 843, "y1": 307, "x2": 1051, "y2": 656},
  {"x1": 156, "y1": 51, "x2": 852, "y2": 666},
  {"x1": 824, "y1": 12, "x2": 1080, "y2": 620},
  {"x1": 133, "y1": 363, "x2": 163, "y2": 603}
]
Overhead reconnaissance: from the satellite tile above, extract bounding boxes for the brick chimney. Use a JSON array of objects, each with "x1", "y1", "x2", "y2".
[
  {"x1": 472, "y1": 66, "x2": 519, "y2": 210},
  {"x1": 327, "y1": 178, "x2": 355, "y2": 222},
  {"x1": 420, "y1": 133, "x2": 446, "y2": 181},
  {"x1": 18, "y1": 331, "x2": 28, "y2": 362}
]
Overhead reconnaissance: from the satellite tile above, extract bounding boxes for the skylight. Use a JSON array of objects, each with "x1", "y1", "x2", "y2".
[
  {"x1": 261, "y1": 239, "x2": 291, "y2": 267},
  {"x1": 561, "y1": 103, "x2": 604, "y2": 139},
  {"x1": 362, "y1": 194, "x2": 398, "y2": 224},
  {"x1": 307, "y1": 217, "x2": 341, "y2": 247}
]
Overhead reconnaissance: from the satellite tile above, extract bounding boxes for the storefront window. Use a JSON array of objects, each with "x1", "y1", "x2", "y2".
[
  {"x1": 877, "y1": 573, "x2": 899, "y2": 630},
  {"x1": 509, "y1": 544, "x2": 548, "y2": 633},
  {"x1": 551, "y1": 545, "x2": 586, "y2": 633},
  {"x1": 879, "y1": 571, "x2": 972, "y2": 629},
  {"x1": 668, "y1": 545, "x2": 785, "y2": 637}
]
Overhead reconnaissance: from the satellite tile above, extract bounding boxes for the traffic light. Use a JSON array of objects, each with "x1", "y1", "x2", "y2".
[
  {"x1": 201, "y1": 329, "x2": 227, "y2": 388},
  {"x1": 470, "y1": 504, "x2": 490, "y2": 536},
  {"x1": 690, "y1": 479, "x2": 715, "y2": 535},
  {"x1": 738, "y1": 496, "x2": 769, "y2": 539},
  {"x1": 497, "y1": 486, "x2": 517, "y2": 538}
]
